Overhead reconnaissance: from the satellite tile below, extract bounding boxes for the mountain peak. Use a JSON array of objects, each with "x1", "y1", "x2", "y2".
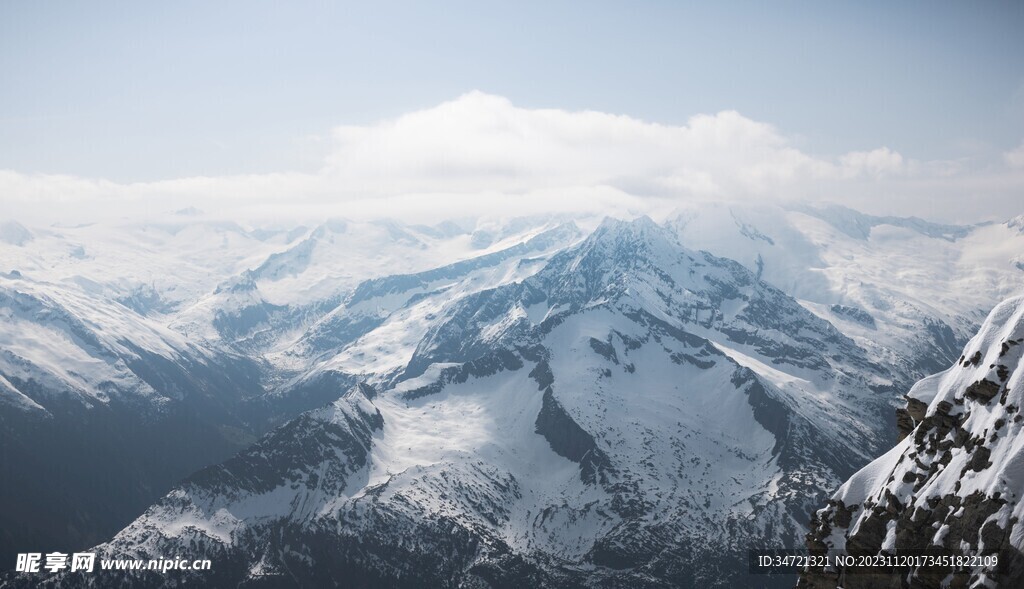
[
  {"x1": 581, "y1": 215, "x2": 680, "y2": 257},
  {"x1": 533, "y1": 216, "x2": 686, "y2": 301},
  {"x1": 593, "y1": 214, "x2": 661, "y2": 234},
  {"x1": 311, "y1": 218, "x2": 349, "y2": 238}
]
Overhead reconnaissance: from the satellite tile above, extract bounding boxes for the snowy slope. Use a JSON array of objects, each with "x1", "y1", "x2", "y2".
[
  {"x1": 0, "y1": 271, "x2": 238, "y2": 413},
  {"x1": 800, "y1": 296, "x2": 1024, "y2": 589}
]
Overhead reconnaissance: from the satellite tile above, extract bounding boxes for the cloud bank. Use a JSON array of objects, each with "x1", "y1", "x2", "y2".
[{"x1": 2, "y1": 91, "x2": 1022, "y2": 224}]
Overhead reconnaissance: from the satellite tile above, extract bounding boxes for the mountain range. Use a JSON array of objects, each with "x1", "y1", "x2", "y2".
[{"x1": 1, "y1": 203, "x2": 1022, "y2": 587}]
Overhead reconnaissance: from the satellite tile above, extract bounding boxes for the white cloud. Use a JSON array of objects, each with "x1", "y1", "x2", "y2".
[
  {"x1": 839, "y1": 147, "x2": 904, "y2": 178},
  {"x1": 0, "y1": 92, "x2": 1021, "y2": 224}
]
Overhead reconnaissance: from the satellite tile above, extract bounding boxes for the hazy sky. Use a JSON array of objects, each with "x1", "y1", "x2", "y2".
[{"x1": 1, "y1": 1, "x2": 1023, "y2": 223}]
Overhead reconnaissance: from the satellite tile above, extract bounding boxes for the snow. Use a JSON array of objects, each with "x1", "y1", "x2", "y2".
[
  {"x1": 710, "y1": 340, "x2": 810, "y2": 388},
  {"x1": 367, "y1": 370, "x2": 579, "y2": 495},
  {"x1": 906, "y1": 370, "x2": 944, "y2": 404},
  {"x1": 836, "y1": 438, "x2": 912, "y2": 531}
]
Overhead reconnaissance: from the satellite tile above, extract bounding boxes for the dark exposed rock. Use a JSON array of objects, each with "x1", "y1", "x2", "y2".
[
  {"x1": 997, "y1": 364, "x2": 1011, "y2": 382},
  {"x1": 528, "y1": 360, "x2": 554, "y2": 390},
  {"x1": 402, "y1": 349, "x2": 525, "y2": 400},
  {"x1": 588, "y1": 337, "x2": 619, "y2": 364},
  {"x1": 967, "y1": 445, "x2": 992, "y2": 472},
  {"x1": 906, "y1": 397, "x2": 928, "y2": 422},
  {"x1": 897, "y1": 396, "x2": 929, "y2": 441},
  {"x1": 1000, "y1": 339, "x2": 1018, "y2": 357},
  {"x1": 845, "y1": 506, "x2": 891, "y2": 556},
  {"x1": 734, "y1": 368, "x2": 790, "y2": 459},
  {"x1": 964, "y1": 379, "x2": 1000, "y2": 403},
  {"x1": 670, "y1": 351, "x2": 717, "y2": 369},
  {"x1": 833, "y1": 501, "x2": 855, "y2": 529},
  {"x1": 534, "y1": 387, "x2": 612, "y2": 484},
  {"x1": 914, "y1": 401, "x2": 961, "y2": 448},
  {"x1": 830, "y1": 304, "x2": 877, "y2": 328}
]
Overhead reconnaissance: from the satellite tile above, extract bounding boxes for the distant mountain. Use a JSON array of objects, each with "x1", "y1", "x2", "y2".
[
  {"x1": 0, "y1": 273, "x2": 267, "y2": 556},
  {"x1": 669, "y1": 203, "x2": 1024, "y2": 380},
  {"x1": 799, "y1": 296, "x2": 1024, "y2": 589}
]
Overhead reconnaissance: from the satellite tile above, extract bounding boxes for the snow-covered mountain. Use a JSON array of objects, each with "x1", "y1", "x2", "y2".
[
  {"x1": 0, "y1": 215, "x2": 582, "y2": 560},
  {"x1": 46, "y1": 217, "x2": 905, "y2": 588},
  {"x1": 1, "y1": 205, "x2": 1022, "y2": 587},
  {"x1": 669, "y1": 203, "x2": 1024, "y2": 382},
  {"x1": 799, "y1": 295, "x2": 1024, "y2": 589}
]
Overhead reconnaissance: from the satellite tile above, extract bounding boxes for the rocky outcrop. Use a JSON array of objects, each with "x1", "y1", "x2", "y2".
[
  {"x1": 895, "y1": 396, "x2": 928, "y2": 441},
  {"x1": 799, "y1": 296, "x2": 1024, "y2": 589}
]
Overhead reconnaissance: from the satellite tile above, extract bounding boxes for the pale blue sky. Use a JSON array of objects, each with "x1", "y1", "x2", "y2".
[{"x1": 2, "y1": 0, "x2": 1022, "y2": 182}]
